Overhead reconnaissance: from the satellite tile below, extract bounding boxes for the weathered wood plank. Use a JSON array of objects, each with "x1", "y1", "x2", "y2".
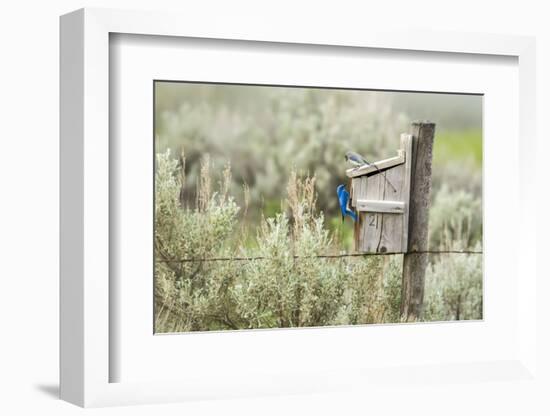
[
  {"x1": 352, "y1": 176, "x2": 367, "y2": 250},
  {"x1": 401, "y1": 122, "x2": 436, "y2": 321},
  {"x1": 350, "y1": 177, "x2": 359, "y2": 208},
  {"x1": 356, "y1": 199, "x2": 405, "y2": 214},
  {"x1": 352, "y1": 132, "x2": 414, "y2": 254},
  {"x1": 400, "y1": 134, "x2": 413, "y2": 252},
  {"x1": 346, "y1": 151, "x2": 405, "y2": 178},
  {"x1": 357, "y1": 161, "x2": 406, "y2": 253}
]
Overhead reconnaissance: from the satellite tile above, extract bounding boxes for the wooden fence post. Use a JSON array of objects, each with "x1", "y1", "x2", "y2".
[{"x1": 401, "y1": 121, "x2": 436, "y2": 321}]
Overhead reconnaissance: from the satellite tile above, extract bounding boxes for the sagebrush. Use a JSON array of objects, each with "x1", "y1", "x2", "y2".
[{"x1": 154, "y1": 150, "x2": 482, "y2": 332}]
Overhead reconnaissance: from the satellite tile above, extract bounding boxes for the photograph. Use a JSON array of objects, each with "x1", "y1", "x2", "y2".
[{"x1": 153, "y1": 82, "x2": 483, "y2": 333}]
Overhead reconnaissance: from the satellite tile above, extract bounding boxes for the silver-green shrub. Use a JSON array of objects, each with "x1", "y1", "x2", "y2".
[
  {"x1": 423, "y1": 245, "x2": 483, "y2": 321},
  {"x1": 155, "y1": 148, "x2": 483, "y2": 332},
  {"x1": 429, "y1": 184, "x2": 482, "y2": 250}
]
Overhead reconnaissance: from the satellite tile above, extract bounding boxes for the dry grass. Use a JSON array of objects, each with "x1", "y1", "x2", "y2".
[
  {"x1": 197, "y1": 154, "x2": 211, "y2": 212},
  {"x1": 286, "y1": 170, "x2": 317, "y2": 238}
]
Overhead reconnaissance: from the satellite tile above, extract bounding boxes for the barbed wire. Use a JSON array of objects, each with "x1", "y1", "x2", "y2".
[{"x1": 156, "y1": 250, "x2": 483, "y2": 263}]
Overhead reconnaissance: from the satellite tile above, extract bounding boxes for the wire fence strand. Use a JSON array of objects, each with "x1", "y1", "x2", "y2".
[{"x1": 156, "y1": 250, "x2": 483, "y2": 263}]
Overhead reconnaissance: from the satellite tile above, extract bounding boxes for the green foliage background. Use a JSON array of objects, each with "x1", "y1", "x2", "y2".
[{"x1": 154, "y1": 83, "x2": 483, "y2": 332}]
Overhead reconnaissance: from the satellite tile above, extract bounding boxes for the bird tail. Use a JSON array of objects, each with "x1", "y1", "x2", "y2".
[{"x1": 350, "y1": 211, "x2": 358, "y2": 222}]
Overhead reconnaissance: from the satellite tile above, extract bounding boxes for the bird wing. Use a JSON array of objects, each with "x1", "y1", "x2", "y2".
[
  {"x1": 342, "y1": 189, "x2": 351, "y2": 211},
  {"x1": 349, "y1": 151, "x2": 370, "y2": 165},
  {"x1": 358, "y1": 153, "x2": 370, "y2": 165},
  {"x1": 337, "y1": 190, "x2": 347, "y2": 215}
]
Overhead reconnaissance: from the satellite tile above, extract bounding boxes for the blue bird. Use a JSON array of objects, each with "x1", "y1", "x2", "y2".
[
  {"x1": 337, "y1": 184, "x2": 357, "y2": 223},
  {"x1": 345, "y1": 151, "x2": 372, "y2": 167}
]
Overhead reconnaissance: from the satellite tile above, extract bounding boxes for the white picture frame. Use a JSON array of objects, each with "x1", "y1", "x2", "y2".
[{"x1": 60, "y1": 7, "x2": 538, "y2": 408}]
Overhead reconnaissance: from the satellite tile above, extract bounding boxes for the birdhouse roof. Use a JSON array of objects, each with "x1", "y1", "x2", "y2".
[{"x1": 346, "y1": 149, "x2": 406, "y2": 178}]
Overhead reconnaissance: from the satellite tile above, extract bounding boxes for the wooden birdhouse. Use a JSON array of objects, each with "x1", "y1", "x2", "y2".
[
  {"x1": 347, "y1": 134, "x2": 413, "y2": 253},
  {"x1": 346, "y1": 121, "x2": 435, "y2": 319}
]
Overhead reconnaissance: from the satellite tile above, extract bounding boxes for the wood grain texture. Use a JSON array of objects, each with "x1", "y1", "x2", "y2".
[
  {"x1": 353, "y1": 163, "x2": 406, "y2": 253},
  {"x1": 356, "y1": 199, "x2": 405, "y2": 214},
  {"x1": 400, "y1": 134, "x2": 413, "y2": 253},
  {"x1": 400, "y1": 122, "x2": 436, "y2": 321},
  {"x1": 350, "y1": 134, "x2": 413, "y2": 254},
  {"x1": 346, "y1": 150, "x2": 405, "y2": 178}
]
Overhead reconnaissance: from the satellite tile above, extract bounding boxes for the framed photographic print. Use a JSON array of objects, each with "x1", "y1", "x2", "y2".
[{"x1": 60, "y1": 8, "x2": 538, "y2": 408}]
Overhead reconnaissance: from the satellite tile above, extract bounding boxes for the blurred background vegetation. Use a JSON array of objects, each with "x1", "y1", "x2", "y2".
[{"x1": 154, "y1": 82, "x2": 483, "y2": 332}]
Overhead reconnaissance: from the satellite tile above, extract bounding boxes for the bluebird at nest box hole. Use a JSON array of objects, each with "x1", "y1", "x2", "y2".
[{"x1": 337, "y1": 184, "x2": 357, "y2": 223}]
